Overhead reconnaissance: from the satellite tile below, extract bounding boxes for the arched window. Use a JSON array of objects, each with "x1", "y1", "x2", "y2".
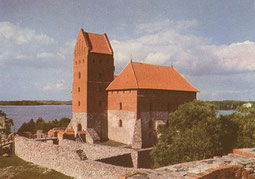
[
  {"x1": 78, "y1": 72, "x2": 81, "y2": 79},
  {"x1": 77, "y1": 123, "x2": 82, "y2": 131},
  {"x1": 119, "y1": 120, "x2": 123, "y2": 127},
  {"x1": 120, "y1": 102, "x2": 122, "y2": 110},
  {"x1": 78, "y1": 87, "x2": 80, "y2": 92},
  {"x1": 78, "y1": 101, "x2": 80, "y2": 106}
]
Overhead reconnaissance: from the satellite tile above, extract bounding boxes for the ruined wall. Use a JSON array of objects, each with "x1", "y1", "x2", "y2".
[
  {"x1": 15, "y1": 136, "x2": 134, "y2": 179},
  {"x1": 67, "y1": 112, "x2": 87, "y2": 133}
]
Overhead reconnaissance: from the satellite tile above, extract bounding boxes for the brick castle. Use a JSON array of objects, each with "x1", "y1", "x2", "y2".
[{"x1": 67, "y1": 29, "x2": 199, "y2": 148}]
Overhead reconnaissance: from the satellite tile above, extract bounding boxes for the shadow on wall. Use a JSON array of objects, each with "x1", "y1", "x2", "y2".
[{"x1": 96, "y1": 153, "x2": 134, "y2": 168}]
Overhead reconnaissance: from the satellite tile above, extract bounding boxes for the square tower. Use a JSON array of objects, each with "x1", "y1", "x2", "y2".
[{"x1": 69, "y1": 29, "x2": 114, "y2": 140}]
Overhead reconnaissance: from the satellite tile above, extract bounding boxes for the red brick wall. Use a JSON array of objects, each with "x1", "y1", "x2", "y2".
[
  {"x1": 72, "y1": 31, "x2": 88, "y2": 113},
  {"x1": 108, "y1": 90, "x2": 138, "y2": 112},
  {"x1": 137, "y1": 89, "x2": 196, "y2": 113},
  {"x1": 87, "y1": 53, "x2": 114, "y2": 113},
  {"x1": 72, "y1": 34, "x2": 114, "y2": 113}
]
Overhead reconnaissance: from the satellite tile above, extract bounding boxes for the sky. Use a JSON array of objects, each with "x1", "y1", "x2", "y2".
[{"x1": 0, "y1": 0, "x2": 255, "y2": 101}]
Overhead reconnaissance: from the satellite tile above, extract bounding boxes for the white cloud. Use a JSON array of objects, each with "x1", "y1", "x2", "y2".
[
  {"x1": 37, "y1": 52, "x2": 54, "y2": 58},
  {"x1": 0, "y1": 21, "x2": 54, "y2": 45},
  {"x1": 111, "y1": 19, "x2": 255, "y2": 76},
  {"x1": 0, "y1": 21, "x2": 74, "y2": 70},
  {"x1": 43, "y1": 80, "x2": 67, "y2": 91}
]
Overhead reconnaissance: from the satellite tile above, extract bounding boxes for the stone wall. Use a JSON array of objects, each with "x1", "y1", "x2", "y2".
[
  {"x1": 59, "y1": 139, "x2": 133, "y2": 161},
  {"x1": 15, "y1": 136, "x2": 135, "y2": 179},
  {"x1": 67, "y1": 112, "x2": 87, "y2": 136},
  {"x1": 108, "y1": 110, "x2": 136, "y2": 145}
]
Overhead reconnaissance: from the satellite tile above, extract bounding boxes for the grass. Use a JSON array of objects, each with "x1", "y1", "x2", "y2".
[
  {"x1": 0, "y1": 154, "x2": 73, "y2": 179},
  {"x1": 99, "y1": 140, "x2": 126, "y2": 147}
]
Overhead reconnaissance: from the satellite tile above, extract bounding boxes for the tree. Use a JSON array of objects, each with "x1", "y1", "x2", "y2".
[
  {"x1": 59, "y1": 117, "x2": 71, "y2": 127},
  {"x1": 151, "y1": 100, "x2": 231, "y2": 168},
  {"x1": 225, "y1": 106, "x2": 255, "y2": 148},
  {"x1": 36, "y1": 117, "x2": 46, "y2": 131},
  {"x1": 0, "y1": 110, "x2": 14, "y2": 135}
]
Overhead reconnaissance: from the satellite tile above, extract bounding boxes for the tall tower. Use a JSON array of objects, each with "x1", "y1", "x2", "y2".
[{"x1": 70, "y1": 29, "x2": 114, "y2": 140}]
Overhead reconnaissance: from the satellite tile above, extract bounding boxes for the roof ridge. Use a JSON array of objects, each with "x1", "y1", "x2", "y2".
[
  {"x1": 81, "y1": 29, "x2": 92, "y2": 50},
  {"x1": 103, "y1": 33, "x2": 113, "y2": 54},
  {"x1": 131, "y1": 61, "x2": 175, "y2": 68},
  {"x1": 130, "y1": 62, "x2": 139, "y2": 88}
]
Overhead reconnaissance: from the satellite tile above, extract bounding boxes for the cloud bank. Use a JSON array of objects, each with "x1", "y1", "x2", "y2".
[{"x1": 111, "y1": 20, "x2": 255, "y2": 100}]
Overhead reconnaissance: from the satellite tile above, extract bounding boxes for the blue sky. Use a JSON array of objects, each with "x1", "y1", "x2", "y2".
[{"x1": 0, "y1": 0, "x2": 255, "y2": 101}]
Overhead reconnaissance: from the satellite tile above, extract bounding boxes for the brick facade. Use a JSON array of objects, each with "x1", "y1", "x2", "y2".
[{"x1": 69, "y1": 29, "x2": 198, "y2": 148}]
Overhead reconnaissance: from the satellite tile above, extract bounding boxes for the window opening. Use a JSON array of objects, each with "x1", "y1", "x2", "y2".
[
  {"x1": 119, "y1": 120, "x2": 123, "y2": 127},
  {"x1": 77, "y1": 123, "x2": 82, "y2": 131}
]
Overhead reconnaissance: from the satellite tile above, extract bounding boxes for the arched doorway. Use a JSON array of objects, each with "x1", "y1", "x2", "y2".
[{"x1": 77, "y1": 123, "x2": 82, "y2": 131}]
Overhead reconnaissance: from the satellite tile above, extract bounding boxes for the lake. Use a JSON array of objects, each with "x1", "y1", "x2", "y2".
[
  {"x1": 0, "y1": 105, "x2": 72, "y2": 132},
  {"x1": 0, "y1": 105, "x2": 236, "y2": 132}
]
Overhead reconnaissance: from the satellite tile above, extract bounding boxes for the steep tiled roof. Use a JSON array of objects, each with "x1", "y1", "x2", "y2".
[
  {"x1": 106, "y1": 62, "x2": 199, "y2": 92},
  {"x1": 82, "y1": 30, "x2": 113, "y2": 55}
]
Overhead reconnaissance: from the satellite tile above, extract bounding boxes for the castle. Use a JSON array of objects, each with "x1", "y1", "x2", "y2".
[{"x1": 67, "y1": 29, "x2": 199, "y2": 148}]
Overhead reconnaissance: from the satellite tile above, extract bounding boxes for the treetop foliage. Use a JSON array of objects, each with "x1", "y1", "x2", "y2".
[
  {"x1": 151, "y1": 100, "x2": 255, "y2": 168},
  {"x1": 17, "y1": 117, "x2": 71, "y2": 135}
]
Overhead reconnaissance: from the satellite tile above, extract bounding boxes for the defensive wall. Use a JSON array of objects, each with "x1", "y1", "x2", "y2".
[
  {"x1": 15, "y1": 136, "x2": 255, "y2": 178},
  {"x1": 15, "y1": 136, "x2": 136, "y2": 179}
]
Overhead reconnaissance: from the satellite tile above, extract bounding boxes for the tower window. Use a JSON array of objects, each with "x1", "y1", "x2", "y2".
[
  {"x1": 79, "y1": 60, "x2": 81, "y2": 64},
  {"x1": 75, "y1": 61, "x2": 77, "y2": 65},
  {"x1": 120, "y1": 102, "x2": 122, "y2": 110},
  {"x1": 83, "y1": 59, "x2": 84, "y2": 63},
  {"x1": 119, "y1": 120, "x2": 123, "y2": 127},
  {"x1": 78, "y1": 101, "x2": 80, "y2": 106},
  {"x1": 78, "y1": 87, "x2": 80, "y2": 92},
  {"x1": 78, "y1": 72, "x2": 81, "y2": 79}
]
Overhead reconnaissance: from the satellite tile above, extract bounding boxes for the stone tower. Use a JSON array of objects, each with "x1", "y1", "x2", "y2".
[{"x1": 69, "y1": 29, "x2": 114, "y2": 140}]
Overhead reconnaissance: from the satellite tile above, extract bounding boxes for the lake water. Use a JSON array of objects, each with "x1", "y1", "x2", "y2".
[
  {"x1": 0, "y1": 105, "x2": 72, "y2": 132},
  {"x1": 0, "y1": 105, "x2": 235, "y2": 132}
]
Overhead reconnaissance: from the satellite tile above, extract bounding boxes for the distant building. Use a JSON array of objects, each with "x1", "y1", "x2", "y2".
[
  {"x1": 67, "y1": 29, "x2": 199, "y2": 148},
  {"x1": 243, "y1": 103, "x2": 253, "y2": 108}
]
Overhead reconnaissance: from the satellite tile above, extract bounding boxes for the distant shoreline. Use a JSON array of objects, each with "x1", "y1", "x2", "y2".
[{"x1": 0, "y1": 100, "x2": 72, "y2": 106}]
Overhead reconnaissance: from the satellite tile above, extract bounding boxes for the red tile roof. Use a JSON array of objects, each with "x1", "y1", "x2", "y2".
[
  {"x1": 81, "y1": 29, "x2": 113, "y2": 55},
  {"x1": 106, "y1": 62, "x2": 199, "y2": 92}
]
